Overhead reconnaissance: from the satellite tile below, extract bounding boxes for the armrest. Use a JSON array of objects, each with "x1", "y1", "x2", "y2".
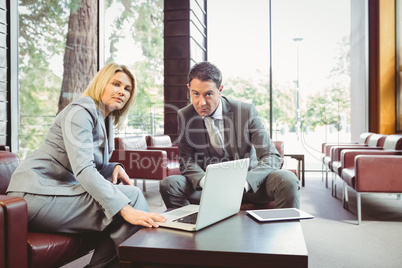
[
  {"x1": 330, "y1": 145, "x2": 375, "y2": 162},
  {"x1": 0, "y1": 195, "x2": 28, "y2": 267},
  {"x1": 341, "y1": 149, "x2": 400, "y2": 169},
  {"x1": 325, "y1": 143, "x2": 363, "y2": 157},
  {"x1": 0, "y1": 146, "x2": 10, "y2": 152},
  {"x1": 325, "y1": 144, "x2": 337, "y2": 157},
  {"x1": 147, "y1": 146, "x2": 179, "y2": 162},
  {"x1": 110, "y1": 149, "x2": 168, "y2": 179},
  {"x1": 355, "y1": 155, "x2": 402, "y2": 192},
  {"x1": 323, "y1": 142, "x2": 357, "y2": 154}
]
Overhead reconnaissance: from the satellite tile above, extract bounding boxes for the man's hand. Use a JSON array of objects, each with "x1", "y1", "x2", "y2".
[
  {"x1": 112, "y1": 165, "x2": 133, "y2": 185},
  {"x1": 119, "y1": 205, "x2": 166, "y2": 228}
]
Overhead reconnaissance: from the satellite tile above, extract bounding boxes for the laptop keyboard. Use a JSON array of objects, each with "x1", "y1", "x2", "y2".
[{"x1": 173, "y1": 212, "x2": 198, "y2": 224}]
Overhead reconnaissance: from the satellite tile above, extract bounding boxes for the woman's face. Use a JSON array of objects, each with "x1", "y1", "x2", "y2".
[{"x1": 101, "y1": 71, "x2": 133, "y2": 117}]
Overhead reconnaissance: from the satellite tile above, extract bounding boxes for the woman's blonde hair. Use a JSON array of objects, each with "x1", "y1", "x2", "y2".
[{"x1": 82, "y1": 63, "x2": 137, "y2": 130}]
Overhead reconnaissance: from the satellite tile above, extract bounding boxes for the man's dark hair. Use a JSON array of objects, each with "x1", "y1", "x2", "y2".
[{"x1": 188, "y1": 61, "x2": 222, "y2": 88}]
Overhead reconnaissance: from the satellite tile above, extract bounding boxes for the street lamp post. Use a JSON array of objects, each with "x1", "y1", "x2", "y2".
[{"x1": 293, "y1": 37, "x2": 303, "y2": 141}]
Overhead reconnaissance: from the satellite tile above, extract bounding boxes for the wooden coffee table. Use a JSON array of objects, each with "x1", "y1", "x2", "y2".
[{"x1": 119, "y1": 211, "x2": 308, "y2": 267}]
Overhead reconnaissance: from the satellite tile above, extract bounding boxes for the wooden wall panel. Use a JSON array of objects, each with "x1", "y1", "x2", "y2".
[
  {"x1": 0, "y1": 0, "x2": 6, "y2": 145},
  {"x1": 368, "y1": 0, "x2": 396, "y2": 134},
  {"x1": 378, "y1": 0, "x2": 396, "y2": 134},
  {"x1": 164, "y1": 0, "x2": 207, "y2": 142}
]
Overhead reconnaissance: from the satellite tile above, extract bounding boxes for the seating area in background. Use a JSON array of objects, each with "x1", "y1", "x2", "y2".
[
  {"x1": 0, "y1": 148, "x2": 98, "y2": 268},
  {"x1": 321, "y1": 133, "x2": 402, "y2": 224},
  {"x1": 111, "y1": 136, "x2": 299, "y2": 210},
  {"x1": 321, "y1": 132, "x2": 373, "y2": 189},
  {"x1": 324, "y1": 133, "x2": 387, "y2": 197},
  {"x1": 110, "y1": 135, "x2": 180, "y2": 192}
]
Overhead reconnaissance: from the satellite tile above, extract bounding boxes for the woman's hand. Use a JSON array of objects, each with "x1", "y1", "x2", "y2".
[
  {"x1": 119, "y1": 205, "x2": 166, "y2": 228},
  {"x1": 112, "y1": 165, "x2": 133, "y2": 185}
]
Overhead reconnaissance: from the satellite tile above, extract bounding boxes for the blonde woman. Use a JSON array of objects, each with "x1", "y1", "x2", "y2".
[{"x1": 7, "y1": 63, "x2": 165, "y2": 268}]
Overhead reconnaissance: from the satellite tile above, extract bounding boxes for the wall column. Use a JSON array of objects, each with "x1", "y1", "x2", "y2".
[
  {"x1": 164, "y1": 0, "x2": 207, "y2": 142},
  {"x1": 368, "y1": 0, "x2": 396, "y2": 134}
]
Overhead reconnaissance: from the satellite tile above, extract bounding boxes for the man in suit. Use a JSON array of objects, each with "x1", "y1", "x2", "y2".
[{"x1": 160, "y1": 61, "x2": 300, "y2": 209}]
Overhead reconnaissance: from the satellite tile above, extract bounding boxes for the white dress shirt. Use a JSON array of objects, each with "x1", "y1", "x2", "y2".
[{"x1": 199, "y1": 98, "x2": 251, "y2": 192}]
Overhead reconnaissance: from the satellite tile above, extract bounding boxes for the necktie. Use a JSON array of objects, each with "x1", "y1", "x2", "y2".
[{"x1": 205, "y1": 116, "x2": 224, "y2": 156}]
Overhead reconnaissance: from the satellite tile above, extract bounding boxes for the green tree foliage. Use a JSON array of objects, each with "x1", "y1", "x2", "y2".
[
  {"x1": 222, "y1": 36, "x2": 350, "y2": 134},
  {"x1": 223, "y1": 72, "x2": 270, "y2": 122},
  {"x1": 273, "y1": 81, "x2": 297, "y2": 131},
  {"x1": 303, "y1": 36, "x2": 350, "y2": 131},
  {"x1": 18, "y1": 0, "x2": 164, "y2": 157},
  {"x1": 18, "y1": 0, "x2": 81, "y2": 158},
  {"x1": 105, "y1": 0, "x2": 164, "y2": 134},
  {"x1": 223, "y1": 72, "x2": 295, "y2": 131}
]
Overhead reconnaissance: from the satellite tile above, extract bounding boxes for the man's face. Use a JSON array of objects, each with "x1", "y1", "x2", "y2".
[{"x1": 188, "y1": 78, "x2": 222, "y2": 117}]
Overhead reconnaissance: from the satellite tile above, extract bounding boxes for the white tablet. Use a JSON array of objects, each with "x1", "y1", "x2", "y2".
[{"x1": 246, "y1": 208, "x2": 314, "y2": 222}]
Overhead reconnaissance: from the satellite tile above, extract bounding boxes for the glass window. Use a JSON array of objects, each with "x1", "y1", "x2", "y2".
[
  {"x1": 104, "y1": 0, "x2": 164, "y2": 137},
  {"x1": 207, "y1": 0, "x2": 271, "y2": 129},
  {"x1": 271, "y1": 0, "x2": 351, "y2": 170},
  {"x1": 18, "y1": 0, "x2": 74, "y2": 159},
  {"x1": 17, "y1": 0, "x2": 164, "y2": 159},
  {"x1": 208, "y1": 0, "x2": 351, "y2": 170}
]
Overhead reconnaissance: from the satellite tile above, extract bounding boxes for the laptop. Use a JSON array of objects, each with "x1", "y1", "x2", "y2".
[{"x1": 157, "y1": 158, "x2": 250, "y2": 232}]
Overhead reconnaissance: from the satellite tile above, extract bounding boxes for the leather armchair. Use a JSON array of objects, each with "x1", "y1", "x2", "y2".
[
  {"x1": 0, "y1": 145, "x2": 9, "y2": 152},
  {"x1": 340, "y1": 134, "x2": 402, "y2": 224},
  {"x1": 0, "y1": 150, "x2": 97, "y2": 268},
  {"x1": 330, "y1": 134, "x2": 386, "y2": 175},
  {"x1": 110, "y1": 136, "x2": 180, "y2": 192},
  {"x1": 326, "y1": 134, "x2": 386, "y2": 197},
  {"x1": 145, "y1": 135, "x2": 180, "y2": 172},
  {"x1": 321, "y1": 132, "x2": 373, "y2": 188}
]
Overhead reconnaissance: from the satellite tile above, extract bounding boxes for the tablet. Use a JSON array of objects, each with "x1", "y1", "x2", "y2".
[{"x1": 246, "y1": 208, "x2": 314, "y2": 222}]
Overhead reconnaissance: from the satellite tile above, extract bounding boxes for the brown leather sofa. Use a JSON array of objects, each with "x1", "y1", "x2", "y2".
[{"x1": 0, "y1": 149, "x2": 98, "y2": 268}]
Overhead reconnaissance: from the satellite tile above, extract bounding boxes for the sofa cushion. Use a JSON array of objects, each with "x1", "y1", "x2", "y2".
[
  {"x1": 146, "y1": 135, "x2": 173, "y2": 147},
  {"x1": 28, "y1": 232, "x2": 99, "y2": 268},
  {"x1": 383, "y1": 134, "x2": 402, "y2": 150},
  {"x1": 114, "y1": 136, "x2": 147, "y2": 150}
]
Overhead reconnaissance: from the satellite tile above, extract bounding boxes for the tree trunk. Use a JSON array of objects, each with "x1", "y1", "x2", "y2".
[{"x1": 57, "y1": 0, "x2": 98, "y2": 114}]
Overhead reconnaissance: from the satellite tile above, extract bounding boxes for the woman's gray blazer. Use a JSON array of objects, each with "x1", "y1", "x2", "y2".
[{"x1": 7, "y1": 96, "x2": 130, "y2": 219}]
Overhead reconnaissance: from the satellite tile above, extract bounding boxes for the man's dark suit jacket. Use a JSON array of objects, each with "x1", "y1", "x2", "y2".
[{"x1": 177, "y1": 96, "x2": 281, "y2": 193}]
